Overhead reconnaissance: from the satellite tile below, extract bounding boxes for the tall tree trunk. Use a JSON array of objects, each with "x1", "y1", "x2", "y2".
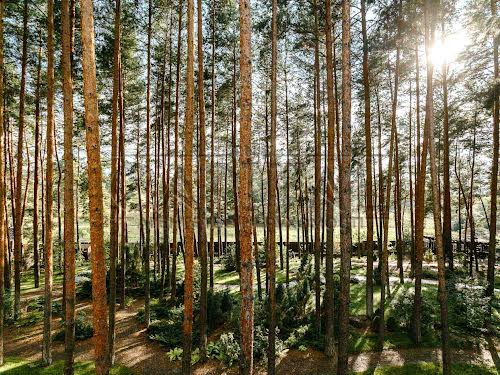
[
  {"x1": 231, "y1": 46, "x2": 241, "y2": 273},
  {"x1": 267, "y1": 0, "x2": 278, "y2": 369},
  {"x1": 108, "y1": 0, "x2": 121, "y2": 363},
  {"x1": 43, "y1": 0, "x2": 55, "y2": 363},
  {"x1": 209, "y1": 0, "x2": 216, "y2": 290},
  {"x1": 171, "y1": 0, "x2": 184, "y2": 299},
  {"x1": 196, "y1": 0, "x2": 208, "y2": 359},
  {"x1": 238, "y1": 0, "x2": 254, "y2": 370},
  {"x1": 313, "y1": 0, "x2": 321, "y2": 334},
  {"x1": 441, "y1": 12, "x2": 453, "y2": 272},
  {"x1": 62, "y1": 0, "x2": 76, "y2": 371},
  {"x1": 119, "y1": 66, "x2": 126, "y2": 309},
  {"x1": 0, "y1": 1, "x2": 5, "y2": 365},
  {"x1": 324, "y1": 0, "x2": 337, "y2": 358},
  {"x1": 33, "y1": 33, "x2": 42, "y2": 290},
  {"x1": 486, "y1": 0, "x2": 498, "y2": 302},
  {"x1": 144, "y1": 0, "x2": 152, "y2": 323},
  {"x1": 79, "y1": 0, "x2": 110, "y2": 371},
  {"x1": 379, "y1": 6, "x2": 400, "y2": 346},
  {"x1": 181, "y1": 0, "x2": 195, "y2": 369},
  {"x1": 337, "y1": 0, "x2": 352, "y2": 372},
  {"x1": 284, "y1": 45, "x2": 290, "y2": 287},
  {"x1": 426, "y1": 4, "x2": 450, "y2": 372},
  {"x1": 14, "y1": 0, "x2": 29, "y2": 321},
  {"x1": 361, "y1": 0, "x2": 374, "y2": 319},
  {"x1": 413, "y1": 0, "x2": 432, "y2": 346}
]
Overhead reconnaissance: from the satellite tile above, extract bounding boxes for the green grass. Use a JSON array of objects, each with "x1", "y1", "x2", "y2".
[
  {"x1": 0, "y1": 358, "x2": 134, "y2": 375},
  {"x1": 351, "y1": 362, "x2": 498, "y2": 375}
]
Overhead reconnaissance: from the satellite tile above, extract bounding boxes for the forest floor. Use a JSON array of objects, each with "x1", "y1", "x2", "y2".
[{"x1": 4, "y1": 261, "x2": 500, "y2": 374}]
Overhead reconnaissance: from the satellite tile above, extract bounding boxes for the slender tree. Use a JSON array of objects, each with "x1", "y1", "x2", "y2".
[
  {"x1": 361, "y1": 0, "x2": 374, "y2": 319},
  {"x1": 14, "y1": 0, "x2": 29, "y2": 321},
  {"x1": 267, "y1": 0, "x2": 278, "y2": 369},
  {"x1": 62, "y1": 0, "x2": 76, "y2": 371},
  {"x1": 209, "y1": 0, "x2": 216, "y2": 290},
  {"x1": 33, "y1": 33, "x2": 42, "y2": 290},
  {"x1": 238, "y1": 0, "x2": 254, "y2": 370},
  {"x1": 486, "y1": 0, "x2": 498, "y2": 302},
  {"x1": 426, "y1": 4, "x2": 450, "y2": 373},
  {"x1": 312, "y1": 0, "x2": 321, "y2": 334},
  {"x1": 337, "y1": 0, "x2": 352, "y2": 372},
  {"x1": 79, "y1": 0, "x2": 110, "y2": 371},
  {"x1": 181, "y1": 0, "x2": 195, "y2": 369},
  {"x1": 108, "y1": 0, "x2": 121, "y2": 362},
  {"x1": 0, "y1": 0, "x2": 4, "y2": 365},
  {"x1": 324, "y1": 0, "x2": 337, "y2": 359},
  {"x1": 197, "y1": 0, "x2": 208, "y2": 359},
  {"x1": 43, "y1": 0, "x2": 56, "y2": 363},
  {"x1": 145, "y1": 0, "x2": 152, "y2": 324},
  {"x1": 171, "y1": 0, "x2": 184, "y2": 299},
  {"x1": 441, "y1": 7, "x2": 453, "y2": 271}
]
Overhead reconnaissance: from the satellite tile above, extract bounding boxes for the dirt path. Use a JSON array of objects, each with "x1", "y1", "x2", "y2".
[{"x1": 5, "y1": 293, "x2": 499, "y2": 374}]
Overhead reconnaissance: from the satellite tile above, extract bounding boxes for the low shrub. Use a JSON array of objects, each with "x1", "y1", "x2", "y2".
[
  {"x1": 53, "y1": 311, "x2": 94, "y2": 342},
  {"x1": 207, "y1": 289, "x2": 235, "y2": 331},
  {"x1": 387, "y1": 288, "x2": 437, "y2": 336},
  {"x1": 448, "y1": 279, "x2": 490, "y2": 333},
  {"x1": 221, "y1": 244, "x2": 237, "y2": 272}
]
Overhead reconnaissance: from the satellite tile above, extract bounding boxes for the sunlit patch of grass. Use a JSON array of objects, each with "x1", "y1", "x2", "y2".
[
  {"x1": 0, "y1": 358, "x2": 134, "y2": 374},
  {"x1": 351, "y1": 362, "x2": 498, "y2": 375}
]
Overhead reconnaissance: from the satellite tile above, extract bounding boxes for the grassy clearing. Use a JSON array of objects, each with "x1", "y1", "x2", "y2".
[
  {"x1": 0, "y1": 358, "x2": 134, "y2": 375},
  {"x1": 351, "y1": 362, "x2": 498, "y2": 375}
]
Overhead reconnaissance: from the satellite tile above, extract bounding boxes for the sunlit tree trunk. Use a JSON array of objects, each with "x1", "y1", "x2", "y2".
[
  {"x1": 267, "y1": 0, "x2": 278, "y2": 369},
  {"x1": 312, "y1": 0, "x2": 321, "y2": 335},
  {"x1": 14, "y1": 0, "x2": 29, "y2": 321},
  {"x1": 32, "y1": 34, "x2": 42, "y2": 290},
  {"x1": 361, "y1": 0, "x2": 374, "y2": 319},
  {"x1": 0, "y1": 1, "x2": 5, "y2": 365},
  {"x1": 144, "y1": 0, "x2": 152, "y2": 324},
  {"x1": 171, "y1": 0, "x2": 184, "y2": 299},
  {"x1": 181, "y1": 0, "x2": 195, "y2": 369},
  {"x1": 486, "y1": 0, "x2": 498, "y2": 302},
  {"x1": 426, "y1": 4, "x2": 450, "y2": 373},
  {"x1": 42, "y1": 0, "x2": 55, "y2": 363},
  {"x1": 209, "y1": 0, "x2": 216, "y2": 290},
  {"x1": 79, "y1": 0, "x2": 110, "y2": 371},
  {"x1": 196, "y1": 0, "x2": 208, "y2": 359},
  {"x1": 108, "y1": 0, "x2": 121, "y2": 363},
  {"x1": 337, "y1": 0, "x2": 352, "y2": 372},
  {"x1": 62, "y1": 0, "x2": 76, "y2": 371},
  {"x1": 238, "y1": 0, "x2": 254, "y2": 370},
  {"x1": 324, "y1": 0, "x2": 337, "y2": 358},
  {"x1": 441, "y1": 11, "x2": 453, "y2": 272}
]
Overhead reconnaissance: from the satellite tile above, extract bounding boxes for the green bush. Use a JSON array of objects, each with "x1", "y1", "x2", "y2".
[
  {"x1": 448, "y1": 280, "x2": 490, "y2": 333},
  {"x1": 54, "y1": 311, "x2": 94, "y2": 342},
  {"x1": 216, "y1": 332, "x2": 240, "y2": 367},
  {"x1": 148, "y1": 319, "x2": 184, "y2": 348},
  {"x1": 221, "y1": 244, "x2": 237, "y2": 272},
  {"x1": 284, "y1": 323, "x2": 324, "y2": 350},
  {"x1": 253, "y1": 325, "x2": 284, "y2": 360},
  {"x1": 76, "y1": 279, "x2": 93, "y2": 300},
  {"x1": 3, "y1": 292, "x2": 13, "y2": 324},
  {"x1": 207, "y1": 289, "x2": 235, "y2": 331},
  {"x1": 15, "y1": 311, "x2": 43, "y2": 327},
  {"x1": 387, "y1": 289, "x2": 437, "y2": 335}
]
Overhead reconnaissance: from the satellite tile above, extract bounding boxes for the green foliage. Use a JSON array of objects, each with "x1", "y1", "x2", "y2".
[
  {"x1": 215, "y1": 332, "x2": 240, "y2": 367},
  {"x1": 448, "y1": 280, "x2": 490, "y2": 333},
  {"x1": 3, "y1": 292, "x2": 13, "y2": 324},
  {"x1": 148, "y1": 319, "x2": 184, "y2": 348},
  {"x1": 253, "y1": 325, "x2": 284, "y2": 360},
  {"x1": 206, "y1": 289, "x2": 236, "y2": 331},
  {"x1": 25, "y1": 296, "x2": 63, "y2": 317},
  {"x1": 76, "y1": 279, "x2": 93, "y2": 300},
  {"x1": 284, "y1": 324, "x2": 324, "y2": 350},
  {"x1": 386, "y1": 289, "x2": 437, "y2": 336},
  {"x1": 166, "y1": 347, "x2": 183, "y2": 361},
  {"x1": 53, "y1": 311, "x2": 94, "y2": 342},
  {"x1": 14, "y1": 311, "x2": 43, "y2": 328},
  {"x1": 221, "y1": 244, "x2": 237, "y2": 272}
]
